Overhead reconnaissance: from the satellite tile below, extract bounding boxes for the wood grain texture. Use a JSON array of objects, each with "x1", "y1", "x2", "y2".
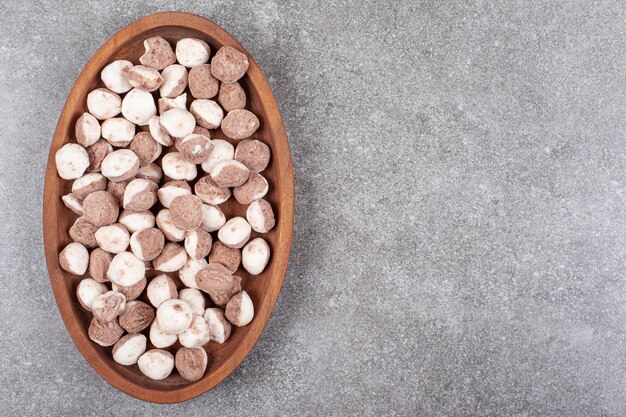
[{"x1": 42, "y1": 12, "x2": 294, "y2": 403}]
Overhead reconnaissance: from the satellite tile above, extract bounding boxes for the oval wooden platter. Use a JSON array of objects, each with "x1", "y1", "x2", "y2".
[{"x1": 42, "y1": 12, "x2": 294, "y2": 403}]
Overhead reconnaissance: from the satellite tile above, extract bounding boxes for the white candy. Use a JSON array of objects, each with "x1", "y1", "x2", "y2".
[
  {"x1": 149, "y1": 320, "x2": 178, "y2": 348},
  {"x1": 233, "y1": 173, "x2": 268, "y2": 205},
  {"x1": 161, "y1": 152, "x2": 197, "y2": 181},
  {"x1": 101, "y1": 117, "x2": 135, "y2": 147},
  {"x1": 160, "y1": 108, "x2": 196, "y2": 138},
  {"x1": 158, "y1": 93, "x2": 187, "y2": 114},
  {"x1": 159, "y1": 65, "x2": 188, "y2": 98},
  {"x1": 194, "y1": 176, "x2": 231, "y2": 206},
  {"x1": 246, "y1": 199, "x2": 275, "y2": 233},
  {"x1": 148, "y1": 115, "x2": 173, "y2": 146},
  {"x1": 107, "y1": 251, "x2": 145, "y2": 287},
  {"x1": 62, "y1": 193, "x2": 84, "y2": 215},
  {"x1": 76, "y1": 278, "x2": 107, "y2": 311},
  {"x1": 176, "y1": 133, "x2": 213, "y2": 164},
  {"x1": 101, "y1": 149, "x2": 139, "y2": 182},
  {"x1": 178, "y1": 315, "x2": 211, "y2": 348},
  {"x1": 113, "y1": 334, "x2": 147, "y2": 366},
  {"x1": 138, "y1": 349, "x2": 174, "y2": 380},
  {"x1": 119, "y1": 210, "x2": 155, "y2": 233},
  {"x1": 190, "y1": 99, "x2": 223, "y2": 129},
  {"x1": 156, "y1": 299, "x2": 193, "y2": 335},
  {"x1": 136, "y1": 163, "x2": 163, "y2": 184},
  {"x1": 201, "y1": 204, "x2": 226, "y2": 232},
  {"x1": 146, "y1": 274, "x2": 177, "y2": 308},
  {"x1": 179, "y1": 288, "x2": 205, "y2": 316},
  {"x1": 156, "y1": 209, "x2": 186, "y2": 242},
  {"x1": 100, "y1": 60, "x2": 133, "y2": 94},
  {"x1": 95, "y1": 224, "x2": 130, "y2": 254},
  {"x1": 184, "y1": 229, "x2": 212, "y2": 259},
  {"x1": 126, "y1": 224, "x2": 157, "y2": 252},
  {"x1": 201, "y1": 139, "x2": 234, "y2": 173},
  {"x1": 203, "y1": 308, "x2": 231, "y2": 343},
  {"x1": 123, "y1": 178, "x2": 156, "y2": 210},
  {"x1": 176, "y1": 38, "x2": 210, "y2": 67},
  {"x1": 157, "y1": 182, "x2": 191, "y2": 208},
  {"x1": 71, "y1": 173, "x2": 106, "y2": 200},
  {"x1": 210, "y1": 160, "x2": 249, "y2": 188},
  {"x1": 184, "y1": 230, "x2": 200, "y2": 258},
  {"x1": 87, "y1": 88, "x2": 122, "y2": 120},
  {"x1": 178, "y1": 258, "x2": 207, "y2": 289},
  {"x1": 225, "y1": 291, "x2": 254, "y2": 327},
  {"x1": 218, "y1": 217, "x2": 251, "y2": 249},
  {"x1": 125, "y1": 65, "x2": 162, "y2": 92},
  {"x1": 121, "y1": 88, "x2": 156, "y2": 125},
  {"x1": 153, "y1": 243, "x2": 188, "y2": 272},
  {"x1": 242, "y1": 238, "x2": 270, "y2": 275},
  {"x1": 75, "y1": 112, "x2": 101, "y2": 147},
  {"x1": 59, "y1": 242, "x2": 89, "y2": 275},
  {"x1": 55, "y1": 143, "x2": 90, "y2": 180},
  {"x1": 92, "y1": 291, "x2": 126, "y2": 322},
  {"x1": 129, "y1": 229, "x2": 163, "y2": 261}
]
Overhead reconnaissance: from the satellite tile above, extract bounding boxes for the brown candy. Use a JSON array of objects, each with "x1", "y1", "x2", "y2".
[
  {"x1": 210, "y1": 160, "x2": 249, "y2": 188},
  {"x1": 169, "y1": 195, "x2": 203, "y2": 231},
  {"x1": 234, "y1": 139, "x2": 270, "y2": 173},
  {"x1": 217, "y1": 82, "x2": 246, "y2": 112},
  {"x1": 208, "y1": 241, "x2": 241, "y2": 274},
  {"x1": 193, "y1": 126, "x2": 211, "y2": 136},
  {"x1": 210, "y1": 46, "x2": 249, "y2": 83},
  {"x1": 123, "y1": 179, "x2": 158, "y2": 211},
  {"x1": 130, "y1": 228, "x2": 165, "y2": 261},
  {"x1": 175, "y1": 134, "x2": 213, "y2": 164},
  {"x1": 72, "y1": 173, "x2": 107, "y2": 200},
  {"x1": 82, "y1": 191, "x2": 119, "y2": 227},
  {"x1": 184, "y1": 229, "x2": 213, "y2": 260},
  {"x1": 188, "y1": 64, "x2": 219, "y2": 99},
  {"x1": 152, "y1": 242, "x2": 188, "y2": 272},
  {"x1": 175, "y1": 347, "x2": 208, "y2": 382},
  {"x1": 119, "y1": 301, "x2": 155, "y2": 333},
  {"x1": 86, "y1": 139, "x2": 113, "y2": 173},
  {"x1": 89, "y1": 248, "x2": 113, "y2": 283},
  {"x1": 233, "y1": 173, "x2": 268, "y2": 205},
  {"x1": 194, "y1": 175, "x2": 231, "y2": 205},
  {"x1": 106, "y1": 178, "x2": 132, "y2": 205},
  {"x1": 130, "y1": 132, "x2": 161, "y2": 167},
  {"x1": 112, "y1": 277, "x2": 147, "y2": 301},
  {"x1": 221, "y1": 109, "x2": 259, "y2": 140},
  {"x1": 196, "y1": 263, "x2": 242, "y2": 306},
  {"x1": 140, "y1": 37, "x2": 176, "y2": 70},
  {"x1": 69, "y1": 217, "x2": 98, "y2": 248},
  {"x1": 88, "y1": 317, "x2": 124, "y2": 347}
]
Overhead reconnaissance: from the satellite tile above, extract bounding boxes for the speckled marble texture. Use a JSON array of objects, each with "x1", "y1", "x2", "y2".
[{"x1": 0, "y1": 1, "x2": 624, "y2": 416}]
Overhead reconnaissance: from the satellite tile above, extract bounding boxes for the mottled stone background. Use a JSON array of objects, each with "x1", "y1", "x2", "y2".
[{"x1": 0, "y1": 1, "x2": 624, "y2": 416}]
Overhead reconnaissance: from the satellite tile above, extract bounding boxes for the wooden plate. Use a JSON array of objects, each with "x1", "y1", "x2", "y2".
[{"x1": 42, "y1": 12, "x2": 294, "y2": 403}]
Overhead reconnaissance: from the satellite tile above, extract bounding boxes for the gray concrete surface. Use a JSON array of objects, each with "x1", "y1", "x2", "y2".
[{"x1": 0, "y1": 0, "x2": 624, "y2": 415}]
